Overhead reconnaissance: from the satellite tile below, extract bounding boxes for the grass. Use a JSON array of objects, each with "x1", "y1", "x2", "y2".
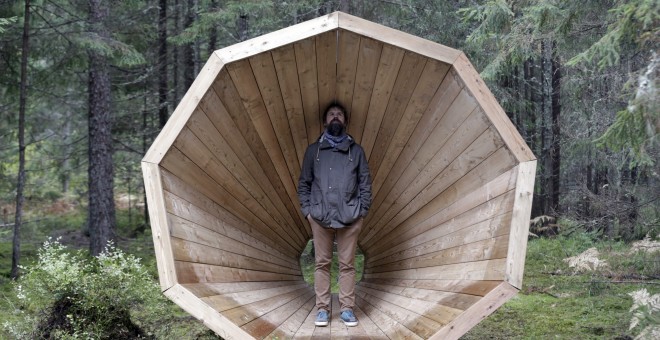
[{"x1": 1, "y1": 202, "x2": 657, "y2": 339}]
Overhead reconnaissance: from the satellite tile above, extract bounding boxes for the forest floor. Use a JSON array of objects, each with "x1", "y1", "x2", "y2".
[{"x1": 0, "y1": 198, "x2": 658, "y2": 339}]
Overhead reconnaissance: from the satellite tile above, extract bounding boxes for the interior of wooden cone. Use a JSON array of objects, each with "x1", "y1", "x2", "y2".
[{"x1": 142, "y1": 12, "x2": 535, "y2": 340}]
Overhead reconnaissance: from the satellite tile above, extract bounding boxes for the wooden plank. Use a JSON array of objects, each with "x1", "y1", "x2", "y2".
[
  {"x1": 169, "y1": 227, "x2": 299, "y2": 274},
  {"x1": 349, "y1": 37, "x2": 383, "y2": 144},
  {"x1": 202, "y1": 283, "x2": 310, "y2": 312},
  {"x1": 164, "y1": 284, "x2": 252, "y2": 340},
  {"x1": 160, "y1": 148, "x2": 300, "y2": 257},
  {"x1": 173, "y1": 126, "x2": 305, "y2": 249},
  {"x1": 363, "y1": 125, "x2": 506, "y2": 248},
  {"x1": 294, "y1": 37, "x2": 322, "y2": 144},
  {"x1": 249, "y1": 52, "x2": 303, "y2": 193},
  {"x1": 506, "y1": 160, "x2": 536, "y2": 288},
  {"x1": 365, "y1": 162, "x2": 518, "y2": 258},
  {"x1": 367, "y1": 70, "x2": 463, "y2": 211},
  {"x1": 200, "y1": 84, "x2": 309, "y2": 240},
  {"x1": 367, "y1": 208, "x2": 513, "y2": 267},
  {"x1": 294, "y1": 304, "x2": 318, "y2": 339},
  {"x1": 226, "y1": 59, "x2": 306, "y2": 246},
  {"x1": 362, "y1": 258, "x2": 507, "y2": 281},
  {"x1": 141, "y1": 162, "x2": 176, "y2": 290},
  {"x1": 356, "y1": 286, "x2": 462, "y2": 326},
  {"x1": 221, "y1": 286, "x2": 312, "y2": 326},
  {"x1": 265, "y1": 294, "x2": 316, "y2": 339},
  {"x1": 316, "y1": 30, "x2": 337, "y2": 116},
  {"x1": 271, "y1": 44, "x2": 308, "y2": 168},
  {"x1": 215, "y1": 13, "x2": 338, "y2": 63},
  {"x1": 161, "y1": 171, "x2": 299, "y2": 262},
  {"x1": 365, "y1": 235, "x2": 509, "y2": 274},
  {"x1": 360, "y1": 44, "x2": 405, "y2": 158},
  {"x1": 367, "y1": 52, "x2": 427, "y2": 177},
  {"x1": 370, "y1": 59, "x2": 450, "y2": 197},
  {"x1": 175, "y1": 261, "x2": 301, "y2": 284},
  {"x1": 143, "y1": 53, "x2": 224, "y2": 164},
  {"x1": 330, "y1": 294, "x2": 350, "y2": 339},
  {"x1": 336, "y1": 29, "x2": 361, "y2": 113},
  {"x1": 185, "y1": 108, "x2": 308, "y2": 245},
  {"x1": 453, "y1": 53, "x2": 536, "y2": 162},
  {"x1": 428, "y1": 282, "x2": 519, "y2": 340},
  {"x1": 337, "y1": 12, "x2": 461, "y2": 64},
  {"x1": 355, "y1": 295, "x2": 423, "y2": 340},
  {"x1": 182, "y1": 281, "x2": 297, "y2": 298},
  {"x1": 358, "y1": 278, "x2": 501, "y2": 297},
  {"x1": 357, "y1": 281, "x2": 481, "y2": 311},
  {"x1": 352, "y1": 303, "x2": 389, "y2": 339}
]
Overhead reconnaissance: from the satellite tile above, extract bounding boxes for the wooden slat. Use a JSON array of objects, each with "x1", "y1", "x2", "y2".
[
  {"x1": 271, "y1": 44, "x2": 309, "y2": 168},
  {"x1": 160, "y1": 148, "x2": 300, "y2": 256},
  {"x1": 142, "y1": 162, "x2": 176, "y2": 290},
  {"x1": 173, "y1": 126, "x2": 305, "y2": 249},
  {"x1": 294, "y1": 37, "x2": 322, "y2": 144},
  {"x1": 352, "y1": 303, "x2": 389, "y2": 339},
  {"x1": 202, "y1": 283, "x2": 310, "y2": 312},
  {"x1": 361, "y1": 93, "x2": 482, "y2": 242},
  {"x1": 175, "y1": 261, "x2": 301, "y2": 284},
  {"x1": 357, "y1": 281, "x2": 481, "y2": 311},
  {"x1": 355, "y1": 295, "x2": 423, "y2": 340},
  {"x1": 453, "y1": 53, "x2": 535, "y2": 162},
  {"x1": 370, "y1": 59, "x2": 450, "y2": 197},
  {"x1": 362, "y1": 258, "x2": 507, "y2": 281},
  {"x1": 294, "y1": 305, "x2": 318, "y2": 339},
  {"x1": 363, "y1": 126, "x2": 507, "y2": 248},
  {"x1": 506, "y1": 160, "x2": 537, "y2": 288},
  {"x1": 265, "y1": 294, "x2": 316, "y2": 339},
  {"x1": 428, "y1": 282, "x2": 519, "y2": 340},
  {"x1": 143, "y1": 53, "x2": 225, "y2": 164},
  {"x1": 359, "y1": 278, "x2": 501, "y2": 297},
  {"x1": 360, "y1": 44, "x2": 405, "y2": 158},
  {"x1": 199, "y1": 85, "x2": 309, "y2": 240},
  {"x1": 336, "y1": 30, "x2": 361, "y2": 112},
  {"x1": 367, "y1": 52, "x2": 427, "y2": 176},
  {"x1": 164, "y1": 284, "x2": 252, "y2": 340},
  {"x1": 329, "y1": 294, "x2": 350, "y2": 338},
  {"x1": 226, "y1": 59, "x2": 306, "y2": 247},
  {"x1": 221, "y1": 286, "x2": 312, "y2": 326},
  {"x1": 316, "y1": 30, "x2": 338, "y2": 115},
  {"x1": 182, "y1": 281, "x2": 296, "y2": 298},
  {"x1": 249, "y1": 52, "x2": 303, "y2": 192},
  {"x1": 215, "y1": 13, "x2": 338, "y2": 63},
  {"x1": 337, "y1": 12, "x2": 461, "y2": 64},
  {"x1": 367, "y1": 208, "x2": 513, "y2": 267},
  {"x1": 365, "y1": 164, "x2": 518, "y2": 258},
  {"x1": 161, "y1": 171, "x2": 298, "y2": 262},
  {"x1": 356, "y1": 286, "x2": 462, "y2": 326},
  {"x1": 349, "y1": 37, "x2": 383, "y2": 143},
  {"x1": 368, "y1": 69, "x2": 463, "y2": 203}
]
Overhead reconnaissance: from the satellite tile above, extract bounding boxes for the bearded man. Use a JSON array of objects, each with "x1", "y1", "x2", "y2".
[{"x1": 297, "y1": 102, "x2": 372, "y2": 327}]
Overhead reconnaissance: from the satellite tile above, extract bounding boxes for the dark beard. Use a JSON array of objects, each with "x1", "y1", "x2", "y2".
[{"x1": 327, "y1": 120, "x2": 345, "y2": 136}]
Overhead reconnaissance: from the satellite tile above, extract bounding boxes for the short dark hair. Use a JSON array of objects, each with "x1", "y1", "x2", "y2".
[{"x1": 323, "y1": 102, "x2": 348, "y2": 124}]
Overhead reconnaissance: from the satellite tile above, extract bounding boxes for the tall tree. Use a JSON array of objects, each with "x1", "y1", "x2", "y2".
[
  {"x1": 158, "y1": 0, "x2": 169, "y2": 128},
  {"x1": 87, "y1": 0, "x2": 116, "y2": 256},
  {"x1": 12, "y1": 0, "x2": 31, "y2": 279}
]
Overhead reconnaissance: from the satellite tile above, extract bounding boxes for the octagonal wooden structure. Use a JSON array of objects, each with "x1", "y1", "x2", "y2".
[{"x1": 142, "y1": 12, "x2": 536, "y2": 339}]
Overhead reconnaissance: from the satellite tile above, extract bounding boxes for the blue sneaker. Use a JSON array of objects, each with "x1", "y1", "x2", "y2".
[
  {"x1": 340, "y1": 309, "x2": 358, "y2": 327},
  {"x1": 315, "y1": 310, "x2": 329, "y2": 326}
]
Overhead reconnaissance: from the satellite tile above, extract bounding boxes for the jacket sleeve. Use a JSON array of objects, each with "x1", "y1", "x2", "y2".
[
  {"x1": 357, "y1": 146, "x2": 372, "y2": 218},
  {"x1": 297, "y1": 145, "x2": 316, "y2": 218}
]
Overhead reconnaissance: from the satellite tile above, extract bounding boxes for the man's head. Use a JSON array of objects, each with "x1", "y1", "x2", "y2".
[{"x1": 323, "y1": 103, "x2": 348, "y2": 137}]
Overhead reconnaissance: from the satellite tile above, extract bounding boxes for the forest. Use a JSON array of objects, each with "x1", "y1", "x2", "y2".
[{"x1": 0, "y1": 0, "x2": 658, "y2": 339}]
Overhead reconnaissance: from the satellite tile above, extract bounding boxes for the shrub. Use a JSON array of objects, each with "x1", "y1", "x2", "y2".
[{"x1": 3, "y1": 238, "x2": 166, "y2": 339}]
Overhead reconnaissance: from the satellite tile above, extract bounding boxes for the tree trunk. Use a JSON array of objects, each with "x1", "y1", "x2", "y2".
[
  {"x1": 12, "y1": 0, "x2": 31, "y2": 279},
  {"x1": 550, "y1": 40, "x2": 561, "y2": 213},
  {"x1": 208, "y1": 0, "x2": 218, "y2": 51},
  {"x1": 173, "y1": 0, "x2": 181, "y2": 103},
  {"x1": 183, "y1": 0, "x2": 195, "y2": 88},
  {"x1": 158, "y1": 0, "x2": 169, "y2": 128},
  {"x1": 87, "y1": 0, "x2": 116, "y2": 256},
  {"x1": 237, "y1": 12, "x2": 248, "y2": 42}
]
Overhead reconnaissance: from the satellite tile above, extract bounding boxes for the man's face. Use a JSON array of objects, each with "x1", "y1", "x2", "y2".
[{"x1": 325, "y1": 107, "x2": 346, "y2": 126}]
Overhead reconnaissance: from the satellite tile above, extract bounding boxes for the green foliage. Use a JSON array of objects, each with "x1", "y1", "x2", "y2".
[
  {"x1": 0, "y1": 16, "x2": 17, "y2": 33},
  {"x1": 3, "y1": 239, "x2": 166, "y2": 339}
]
